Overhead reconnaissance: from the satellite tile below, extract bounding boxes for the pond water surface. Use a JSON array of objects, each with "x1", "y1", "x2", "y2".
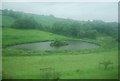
[{"x1": 8, "y1": 40, "x2": 100, "y2": 50}]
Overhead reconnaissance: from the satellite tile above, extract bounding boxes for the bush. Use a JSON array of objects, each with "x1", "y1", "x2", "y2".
[{"x1": 50, "y1": 39, "x2": 68, "y2": 47}]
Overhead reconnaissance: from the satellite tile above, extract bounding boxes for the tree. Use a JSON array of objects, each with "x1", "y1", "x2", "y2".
[
  {"x1": 11, "y1": 17, "x2": 41, "y2": 29},
  {"x1": 70, "y1": 22, "x2": 81, "y2": 37}
]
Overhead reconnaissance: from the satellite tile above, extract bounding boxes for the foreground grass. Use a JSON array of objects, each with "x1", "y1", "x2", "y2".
[{"x1": 3, "y1": 50, "x2": 118, "y2": 79}]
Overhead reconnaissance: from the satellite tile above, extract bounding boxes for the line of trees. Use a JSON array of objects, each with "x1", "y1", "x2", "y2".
[
  {"x1": 2, "y1": 9, "x2": 118, "y2": 40},
  {"x1": 52, "y1": 21, "x2": 97, "y2": 39}
]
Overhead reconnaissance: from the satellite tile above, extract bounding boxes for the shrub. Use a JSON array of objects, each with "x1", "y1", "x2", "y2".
[{"x1": 50, "y1": 39, "x2": 68, "y2": 47}]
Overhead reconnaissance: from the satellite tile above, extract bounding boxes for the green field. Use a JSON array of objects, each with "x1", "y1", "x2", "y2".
[
  {"x1": 3, "y1": 28, "x2": 72, "y2": 47},
  {"x1": 2, "y1": 28, "x2": 118, "y2": 79},
  {"x1": 3, "y1": 51, "x2": 118, "y2": 79},
  {"x1": 2, "y1": 8, "x2": 118, "y2": 79}
]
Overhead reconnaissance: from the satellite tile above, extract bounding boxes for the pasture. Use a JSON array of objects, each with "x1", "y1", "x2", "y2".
[
  {"x1": 3, "y1": 50, "x2": 118, "y2": 79},
  {"x1": 2, "y1": 28, "x2": 118, "y2": 79}
]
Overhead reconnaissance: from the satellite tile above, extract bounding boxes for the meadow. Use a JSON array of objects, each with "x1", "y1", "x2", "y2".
[
  {"x1": 2, "y1": 28, "x2": 72, "y2": 47},
  {"x1": 3, "y1": 51, "x2": 118, "y2": 79},
  {"x1": 2, "y1": 28, "x2": 118, "y2": 79},
  {"x1": 2, "y1": 9, "x2": 118, "y2": 79}
]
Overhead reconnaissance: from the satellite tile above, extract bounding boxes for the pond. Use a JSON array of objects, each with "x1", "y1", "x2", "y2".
[{"x1": 8, "y1": 40, "x2": 100, "y2": 50}]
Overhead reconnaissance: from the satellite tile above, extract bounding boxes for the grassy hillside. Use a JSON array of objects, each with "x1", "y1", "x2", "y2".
[
  {"x1": 2, "y1": 14, "x2": 74, "y2": 28},
  {"x1": 2, "y1": 28, "x2": 118, "y2": 79},
  {"x1": 34, "y1": 15, "x2": 75, "y2": 27},
  {"x1": 34, "y1": 15, "x2": 63, "y2": 26},
  {"x1": 3, "y1": 28, "x2": 72, "y2": 47}
]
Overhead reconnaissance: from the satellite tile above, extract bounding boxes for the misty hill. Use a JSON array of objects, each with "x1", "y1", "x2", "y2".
[
  {"x1": 2, "y1": 9, "x2": 74, "y2": 27},
  {"x1": 1, "y1": 9, "x2": 118, "y2": 40}
]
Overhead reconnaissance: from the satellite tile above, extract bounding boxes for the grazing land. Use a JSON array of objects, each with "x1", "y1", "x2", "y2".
[{"x1": 2, "y1": 8, "x2": 118, "y2": 79}]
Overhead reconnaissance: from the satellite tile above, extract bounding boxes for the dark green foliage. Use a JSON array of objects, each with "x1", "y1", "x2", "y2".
[
  {"x1": 52, "y1": 21, "x2": 97, "y2": 39},
  {"x1": 50, "y1": 39, "x2": 68, "y2": 47},
  {"x1": 118, "y1": 23, "x2": 120, "y2": 42},
  {"x1": 2, "y1": 9, "x2": 118, "y2": 40},
  {"x1": 2, "y1": 9, "x2": 23, "y2": 19},
  {"x1": 69, "y1": 22, "x2": 81, "y2": 37},
  {"x1": 11, "y1": 17, "x2": 42, "y2": 29},
  {"x1": 91, "y1": 20, "x2": 118, "y2": 38}
]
